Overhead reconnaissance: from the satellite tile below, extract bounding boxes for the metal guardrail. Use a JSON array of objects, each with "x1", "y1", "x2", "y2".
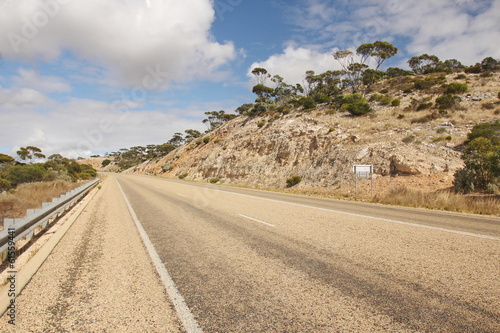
[{"x1": 0, "y1": 178, "x2": 99, "y2": 261}]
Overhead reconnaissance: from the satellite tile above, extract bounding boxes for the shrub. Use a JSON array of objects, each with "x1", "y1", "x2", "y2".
[
  {"x1": 299, "y1": 96, "x2": 317, "y2": 109},
  {"x1": 340, "y1": 94, "x2": 371, "y2": 116},
  {"x1": 481, "y1": 102, "x2": 495, "y2": 110},
  {"x1": 454, "y1": 74, "x2": 467, "y2": 80},
  {"x1": 203, "y1": 136, "x2": 210, "y2": 144},
  {"x1": 178, "y1": 173, "x2": 188, "y2": 180},
  {"x1": 379, "y1": 88, "x2": 389, "y2": 94},
  {"x1": 162, "y1": 164, "x2": 174, "y2": 172},
  {"x1": 411, "y1": 112, "x2": 440, "y2": 124},
  {"x1": 402, "y1": 136, "x2": 414, "y2": 144},
  {"x1": 209, "y1": 177, "x2": 220, "y2": 184},
  {"x1": 391, "y1": 99, "x2": 401, "y2": 107},
  {"x1": 435, "y1": 94, "x2": 461, "y2": 109},
  {"x1": 0, "y1": 178, "x2": 11, "y2": 192},
  {"x1": 6, "y1": 164, "x2": 48, "y2": 187},
  {"x1": 468, "y1": 121, "x2": 500, "y2": 145},
  {"x1": 379, "y1": 95, "x2": 393, "y2": 105},
  {"x1": 312, "y1": 93, "x2": 330, "y2": 104},
  {"x1": 417, "y1": 102, "x2": 433, "y2": 111},
  {"x1": 257, "y1": 120, "x2": 266, "y2": 128},
  {"x1": 413, "y1": 76, "x2": 445, "y2": 90},
  {"x1": 101, "y1": 159, "x2": 112, "y2": 167},
  {"x1": 445, "y1": 82, "x2": 468, "y2": 94},
  {"x1": 286, "y1": 175, "x2": 302, "y2": 188}
]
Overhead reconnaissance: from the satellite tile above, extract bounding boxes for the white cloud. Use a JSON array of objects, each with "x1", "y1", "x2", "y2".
[
  {"x1": 284, "y1": 0, "x2": 500, "y2": 65},
  {"x1": 13, "y1": 68, "x2": 71, "y2": 93},
  {"x1": 0, "y1": 96, "x2": 210, "y2": 158},
  {"x1": 0, "y1": 0, "x2": 237, "y2": 87},
  {"x1": 247, "y1": 46, "x2": 340, "y2": 86},
  {"x1": 0, "y1": 85, "x2": 54, "y2": 110}
]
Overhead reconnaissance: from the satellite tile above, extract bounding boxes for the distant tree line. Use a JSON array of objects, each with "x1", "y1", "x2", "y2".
[{"x1": 0, "y1": 147, "x2": 97, "y2": 192}]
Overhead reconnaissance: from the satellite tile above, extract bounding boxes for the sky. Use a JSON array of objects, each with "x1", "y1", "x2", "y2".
[{"x1": 0, "y1": 0, "x2": 499, "y2": 159}]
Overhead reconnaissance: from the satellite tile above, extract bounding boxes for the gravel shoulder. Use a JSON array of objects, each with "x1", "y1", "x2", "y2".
[{"x1": 0, "y1": 176, "x2": 183, "y2": 332}]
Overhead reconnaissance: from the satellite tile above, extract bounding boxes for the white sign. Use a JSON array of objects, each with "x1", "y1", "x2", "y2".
[{"x1": 353, "y1": 165, "x2": 372, "y2": 174}]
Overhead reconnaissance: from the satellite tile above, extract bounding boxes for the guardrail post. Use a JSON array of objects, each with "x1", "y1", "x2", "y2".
[
  {"x1": 4, "y1": 219, "x2": 15, "y2": 229},
  {"x1": 25, "y1": 230, "x2": 34, "y2": 242}
]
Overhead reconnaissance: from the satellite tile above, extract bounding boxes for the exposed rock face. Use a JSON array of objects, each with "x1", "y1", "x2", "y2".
[{"x1": 127, "y1": 114, "x2": 463, "y2": 189}]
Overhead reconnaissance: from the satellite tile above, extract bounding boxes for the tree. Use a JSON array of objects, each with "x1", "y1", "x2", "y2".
[
  {"x1": 252, "y1": 84, "x2": 274, "y2": 100},
  {"x1": 0, "y1": 153, "x2": 14, "y2": 164},
  {"x1": 345, "y1": 63, "x2": 368, "y2": 93},
  {"x1": 168, "y1": 133, "x2": 185, "y2": 146},
  {"x1": 101, "y1": 159, "x2": 112, "y2": 167},
  {"x1": 356, "y1": 41, "x2": 398, "y2": 70},
  {"x1": 305, "y1": 70, "x2": 343, "y2": 97},
  {"x1": 334, "y1": 41, "x2": 397, "y2": 94},
  {"x1": 333, "y1": 50, "x2": 356, "y2": 71},
  {"x1": 184, "y1": 129, "x2": 202, "y2": 143},
  {"x1": 386, "y1": 67, "x2": 413, "y2": 77},
  {"x1": 236, "y1": 103, "x2": 254, "y2": 115},
  {"x1": 454, "y1": 137, "x2": 499, "y2": 193},
  {"x1": 203, "y1": 110, "x2": 236, "y2": 131},
  {"x1": 443, "y1": 59, "x2": 463, "y2": 71},
  {"x1": 480, "y1": 57, "x2": 499, "y2": 71},
  {"x1": 408, "y1": 54, "x2": 441, "y2": 74},
  {"x1": 251, "y1": 67, "x2": 271, "y2": 85},
  {"x1": 16, "y1": 146, "x2": 46, "y2": 162},
  {"x1": 371, "y1": 41, "x2": 398, "y2": 70},
  {"x1": 154, "y1": 143, "x2": 176, "y2": 156},
  {"x1": 362, "y1": 69, "x2": 385, "y2": 87}
]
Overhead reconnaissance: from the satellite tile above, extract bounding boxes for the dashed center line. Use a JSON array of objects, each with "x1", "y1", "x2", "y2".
[{"x1": 239, "y1": 214, "x2": 276, "y2": 227}]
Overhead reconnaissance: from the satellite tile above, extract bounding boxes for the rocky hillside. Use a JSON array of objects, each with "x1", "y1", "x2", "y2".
[{"x1": 125, "y1": 73, "x2": 499, "y2": 196}]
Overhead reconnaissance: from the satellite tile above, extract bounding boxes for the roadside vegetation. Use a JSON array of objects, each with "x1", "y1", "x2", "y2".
[{"x1": 0, "y1": 147, "x2": 97, "y2": 223}]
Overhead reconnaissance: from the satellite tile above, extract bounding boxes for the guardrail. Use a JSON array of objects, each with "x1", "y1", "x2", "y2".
[{"x1": 0, "y1": 178, "x2": 99, "y2": 262}]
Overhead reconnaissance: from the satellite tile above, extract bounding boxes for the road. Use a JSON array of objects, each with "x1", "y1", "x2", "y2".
[
  {"x1": 1, "y1": 173, "x2": 499, "y2": 332},
  {"x1": 115, "y1": 174, "x2": 499, "y2": 332}
]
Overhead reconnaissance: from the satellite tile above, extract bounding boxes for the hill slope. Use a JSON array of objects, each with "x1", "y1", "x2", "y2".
[{"x1": 125, "y1": 73, "x2": 499, "y2": 197}]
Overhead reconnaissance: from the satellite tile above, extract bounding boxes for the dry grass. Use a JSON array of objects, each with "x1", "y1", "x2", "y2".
[
  {"x1": 269, "y1": 183, "x2": 499, "y2": 216},
  {"x1": 0, "y1": 180, "x2": 82, "y2": 224},
  {"x1": 373, "y1": 186, "x2": 500, "y2": 216}
]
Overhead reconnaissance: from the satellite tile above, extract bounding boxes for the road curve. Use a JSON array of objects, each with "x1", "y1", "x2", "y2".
[{"x1": 115, "y1": 174, "x2": 499, "y2": 332}]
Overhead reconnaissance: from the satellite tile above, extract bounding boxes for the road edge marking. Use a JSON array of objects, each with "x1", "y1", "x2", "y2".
[
  {"x1": 116, "y1": 179, "x2": 203, "y2": 333},
  {"x1": 239, "y1": 214, "x2": 276, "y2": 227}
]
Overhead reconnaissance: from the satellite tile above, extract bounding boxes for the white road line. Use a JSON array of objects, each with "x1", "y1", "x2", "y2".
[
  {"x1": 239, "y1": 214, "x2": 276, "y2": 227},
  {"x1": 165, "y1": 181, "x2": 499, "y2": 241},
  {"x1": 177, "y1": 193, "x2": 187, "y2": 198},
  {"x1": 117, "y1": 180, "x2": 203, "y2": 333}
]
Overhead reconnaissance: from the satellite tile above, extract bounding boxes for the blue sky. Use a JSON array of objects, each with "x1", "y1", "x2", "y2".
[{"x1": 0, "y1": 0, "x2": 499, "y2": 158}]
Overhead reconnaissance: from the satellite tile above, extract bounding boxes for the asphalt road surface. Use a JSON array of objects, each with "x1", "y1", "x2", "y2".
[
  {"x1": 115, "y1": 174, "x2": 499, "y2": 332},
  {"x1": 2, "y1": 173, "x2": 498, "y2": 332}
]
